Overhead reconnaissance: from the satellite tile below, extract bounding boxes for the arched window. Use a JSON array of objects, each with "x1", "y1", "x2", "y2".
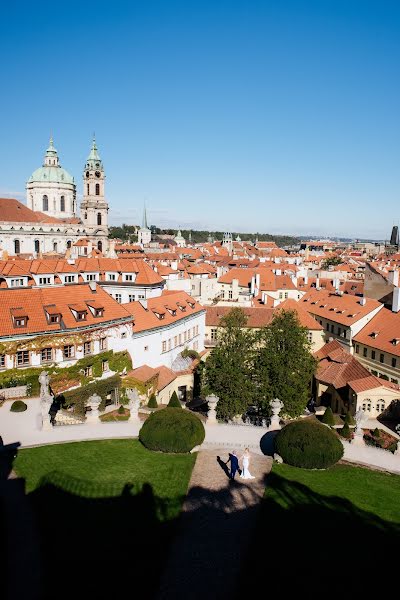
[
  {"x1": 42, "y1": 195, "x2": 48, "y2": 211},
  {"x1": 87, "y1": 184, "x2": 89, "y2": 195},
  {"x1": 84, "y1": 213, "x2": 87, "y2": 220},
  {"x1": 14, "y1": 240, "x2": 20, "y2": 254},
  {"x1": 98, "y1": 241, "x2": 103, "y2": 252},
  {"x1": 34, "y1": 240, "x2": 40, "y2": 253},
  {"x1": 53, "y1": 242, "x2": 58, "y2": 252},
  {"x1": 67, "y1": 240, "x2": 72, "y2": 249},
  {"x1": 60, "y1": 196, "x2": 65, "y2": 212},
  {"x1": 97, "y1": 212, "x2": 102, "y2": 225},
  {"x1": 95, "y1": 183, "x2": 100, "y2": 196}
]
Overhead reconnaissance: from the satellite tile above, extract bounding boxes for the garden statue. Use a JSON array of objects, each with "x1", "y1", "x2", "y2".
[
  {"x1": 39, "y1": 371, "x2": 51, "y2": 401},
  {"x1": 39, "y1": 371, "x2": 53, "y2": 430},
  {"x1": 269, "y1": 398, "x2": 284, "y2": 431},
  {"x1": 353, "y1": 407, "x2": 369, "y2": 446},
  {"x1": 395, "y1": 439, "x2": 400, "y2": 457},
  {"x1": 126, "y1": 388, "x2": 140, "y2": 421},
  {"x1": 87, "y1": 393, "x2": 102, "y2": 423},
  {"x1": 206, "y1": 394, "x2": 219, "y2": 425}
]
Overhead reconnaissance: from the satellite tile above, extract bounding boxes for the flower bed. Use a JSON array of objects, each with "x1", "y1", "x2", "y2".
[
  {"x1": 363, "y1": 428, "x2": 398, "y2": 452},
  {"x1": 99, "y1": 408, "x2": 130, "y2": 422}
]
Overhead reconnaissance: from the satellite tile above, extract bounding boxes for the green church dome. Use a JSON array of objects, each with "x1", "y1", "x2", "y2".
[
  {"x1": 28, "y1": 165, "x2": 74, "y2": 184},
  {"x1": 28, "y1": 137, "x2": 75, "y2": 185}
]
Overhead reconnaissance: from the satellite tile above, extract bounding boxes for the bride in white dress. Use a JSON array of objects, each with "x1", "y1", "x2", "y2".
[{"x1": 240, "y1": 448, "x2": 255, "y2": 479}]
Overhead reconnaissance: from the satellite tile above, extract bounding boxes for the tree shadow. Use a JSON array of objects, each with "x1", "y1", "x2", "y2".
[{"x1": 2, "y1": 452, "x2": 400, "y2": 600}]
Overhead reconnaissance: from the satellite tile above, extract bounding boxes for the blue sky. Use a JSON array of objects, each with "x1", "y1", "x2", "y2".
[{"x1": 0, "y1": 0, "x2": 399, "y2": 239}]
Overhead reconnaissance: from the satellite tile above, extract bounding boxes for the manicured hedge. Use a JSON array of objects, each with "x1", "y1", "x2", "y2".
[
  {"x1": 148, "y1": 394, "x2": 158, "y2": 409},
  {"x1": 321, "y1": 406, "x2": 335, "y2": 426},
  {"x1": 339, "y1": 422, "x2": 352, "y2": 439},
  {"x1": 57, "y1": 375, "x2": 121, "y2": 416},
  {"x1": 344, "y1": 411, "x2": 355, "y2": 426},
  {"x1": 139, "y1": 408, "x2": 205, "y2": 453},
  {"x1": 275, "y1": 419, "x2": 344, "y2": 469},
  {"x1": 10, "y1": 400, "x2": 27, "y2": 412},
  {"x1": 167, "y1": 391, "x2": 182, "y2": 408}
]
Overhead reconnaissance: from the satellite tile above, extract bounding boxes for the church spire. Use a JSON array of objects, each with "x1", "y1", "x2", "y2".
[{"x1": 142, "y1": 204, "x2": 149, "y2": 229}]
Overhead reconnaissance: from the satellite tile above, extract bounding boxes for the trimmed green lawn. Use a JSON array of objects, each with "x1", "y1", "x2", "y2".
[
  {"x1": 268, "y1": 462, "x2": 400, "y2": 523},
  {"x1": 15, "y1": 438, "x2": 195, "y2": 518},
  {"x1": 14, "y1": 439, "x2": 196, "y2": 600},
  {"x1": 236, "y1": 462, "x2": 400, "y2": 597}
]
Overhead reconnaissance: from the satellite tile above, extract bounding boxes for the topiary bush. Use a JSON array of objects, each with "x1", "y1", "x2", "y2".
[
  {"x1": 339, "y1": 422, "x2": 352, "y2": 439},
  {"x1": 372, "y1": 427, "x2": 380, "y2": 438},
  {"x1": 344, "y1": 411, "x2": 355, "y2": 426},
  {"x1": 275, "y1": 419, "x2": 344, "y2": 469},
  {"x1": 321, "y1": 406, "x2": 335, "y2": 426},
  {"x1": 148, "y1": 394, "x2": 158, "y2": 409},
  {"x1": 118, "y1": 405, "x2": 125, "y2": 415},
  {"x1": 139, "y1": 408, "x2": 205, "y2": 453},
  {"x1": 10, "y1": 400, "x2": 27, "y2": 412},
  {"x1": 167, "y1": 391, "x2": 182, "y2": 408}
]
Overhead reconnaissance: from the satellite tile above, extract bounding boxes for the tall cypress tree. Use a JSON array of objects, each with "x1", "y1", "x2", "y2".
[
  {"x1": 202, "y1": 308, "x2": 255, "y2": 421},
  {"x1": 254, "y1": 310, "x2": 317, "y2": 417}
]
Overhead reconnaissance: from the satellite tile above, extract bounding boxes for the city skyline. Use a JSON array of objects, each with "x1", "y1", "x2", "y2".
[{"x1": 1, "y1": 1, "x2": 399, "y2": 239}]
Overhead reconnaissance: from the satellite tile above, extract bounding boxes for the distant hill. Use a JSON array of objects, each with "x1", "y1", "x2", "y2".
[{"x1": 109, "y1": 225, "x2": 301, "y2": 248}]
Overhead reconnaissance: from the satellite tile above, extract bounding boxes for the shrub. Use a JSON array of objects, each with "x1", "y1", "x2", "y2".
[
  {"x1": 321, "y1": 406, "x2": 335, "y2": 426},
  {"x1": 118, "y1": 405, "x2": 125, "y2": 415},
  {"x1": 139, "y1": 408, "x2": 205, "y2": 453},
  {"x1": 339, "y1": 422, "x2": 352, "y2": 439},
  {"x1": 167, "y1": 391, "x2": 182, "y2": 408},
  {"x1": 344, "y1": 411, "x2": 355, "y2": 426},
  {"x1": 372, "y1": 427, "x2": 380, "y2": 438},
  {"x1": 275, "y1": 419, "x2": 344, "y2": 469},
  {"x1": 148, "y1": 394, "x2": 158, "y2": 409},
  {"x1": 181, "y1": 348, "x2": 200, "y2": 360},
  {"x1": 10, "y1": 400, "x2": 27, "y2": 412}
]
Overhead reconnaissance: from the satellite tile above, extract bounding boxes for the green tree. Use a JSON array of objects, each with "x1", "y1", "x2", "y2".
[
  {"x1": 254, "y1": 310, "x2": 317, "y2": 417},
  {"x1": 168, "y1": 391, "x2": 182, "y2": 408},
  {"x1": 321, "y1": 406, "x2": 335, "y2": 426},
  {"x1": 148, "y1": 394, "x2": 158, "y2": 409},
  {"x1": 321, "y1": 256, "x2": 343, "y2": 270},
  {"x1": 202, "y1": 308, "x2": 255, "y2": 421}
]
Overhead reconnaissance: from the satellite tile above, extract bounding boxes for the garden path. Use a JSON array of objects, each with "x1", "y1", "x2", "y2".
[{"x1": 156, "y1": 448, "x2": 272, "y2": 600}]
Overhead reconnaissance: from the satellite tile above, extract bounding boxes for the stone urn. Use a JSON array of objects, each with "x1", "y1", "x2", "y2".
[
  {"x1": 206, "y1": 394, "x2": 219, "y2": 425},
  {"x1": 87, "y1": 393, "x2": 102, "y2": 423},
  {"x1": 269, "y1": 398, "x2": 283, "y2": 431}
]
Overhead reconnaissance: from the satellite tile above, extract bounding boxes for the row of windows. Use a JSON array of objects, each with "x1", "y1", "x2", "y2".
[
  {"x1": 355, "y1": 345, "x2": 397, "y2": 368},
  {"x1": 86, "y1": 183, "x2": 101, "y2": 196},
  {"x1": 362, "y1": 400, "x2": 386, "y2": 413},
  {"x1": 114, "y1": 293, "x2": 145, "y2": 303},
  {"x1": 107, "y1": 274, "x2": 135, "y2": 282},
  {"x1": 42, "y1": 195, "x2": 68, "y2": 213},
  {"x1": 161, "y1": 326, "x2": 200, "y2": 352},
  {"x1": 0, "y1": 338, "x2": 107, "y2": 368},
  {"x1": 320, "y1": 320, "x2": 348, "y2": 337}
]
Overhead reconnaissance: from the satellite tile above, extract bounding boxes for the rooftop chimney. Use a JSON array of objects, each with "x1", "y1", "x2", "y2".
[
  {"x1": 359, "y1": 296, "x2": 366, "y2": 306},
  {"x1": 139, "y1": 298, "x2": 148, "y2": 310},
  {"x1": 89, "y1": 281, "x2": 97, "y2": 292},
  {"x1": 392, "y1": 287, "x2": 400, "y2": 313}
]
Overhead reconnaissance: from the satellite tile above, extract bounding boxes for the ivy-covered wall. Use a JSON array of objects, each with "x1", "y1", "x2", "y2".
[
  {"x1": 0, "y1": 350, "x2": 132, "y2": 397},
  {"x1": 58, "y1": 375, "x2": 122, "y2": 416}
]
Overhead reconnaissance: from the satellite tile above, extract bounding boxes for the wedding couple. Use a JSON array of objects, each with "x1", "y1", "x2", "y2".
[{"x1": 226, "y1": 448, "x2": 255, "y2": 480}]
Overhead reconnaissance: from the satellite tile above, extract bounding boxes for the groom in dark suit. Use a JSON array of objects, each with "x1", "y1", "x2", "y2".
[{"x1": 226, "y1": 451, "x2": 239, "y2": 480}]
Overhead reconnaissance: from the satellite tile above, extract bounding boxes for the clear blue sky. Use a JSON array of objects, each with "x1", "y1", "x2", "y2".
[{"x1": 1, "y1": 0, "x2": 399, "y2": 239}]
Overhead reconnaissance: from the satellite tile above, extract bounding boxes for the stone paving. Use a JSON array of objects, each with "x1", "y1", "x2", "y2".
[{"x1": 156, "y1": 448, "x2": 272, "y2": 600}]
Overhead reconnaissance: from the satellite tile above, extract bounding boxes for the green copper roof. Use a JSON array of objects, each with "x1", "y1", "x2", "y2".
[
  {"x1": 28, "y1": 166, "x2": 74, "y2": 184},
  {"x1": 85, "y1": 137, "x2": 103, "y2": 171},
  {"x1": 46, "y1": 136, "x2": 57, "y2": 156}
]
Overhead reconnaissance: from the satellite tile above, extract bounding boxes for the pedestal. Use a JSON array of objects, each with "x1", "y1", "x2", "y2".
[
  {"x1": 353, "y1": 430, "x2": 365, "y2": 446},
  {"x1": 268, "y1": 415, "x2": 281, "y2": 431},
  {"x1": 86, "y1": 408, "x2": 100, "y2": 424}
]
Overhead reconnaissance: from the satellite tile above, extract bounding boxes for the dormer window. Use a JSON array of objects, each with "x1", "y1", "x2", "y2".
[
  {"x1": 370, "y1": 332, "x2": 379, "y2": 338},
  {"x1": 77, "y1": 311, "x2": 87, "y2": 321},
  {"x1": 177, "y1": 303, "x2": 186, "y2": 312},
  {"x1": 44, "y1": 305, "x2": 62, "y2": 324},
  {"x1": 153, "y1": 310, "x2": 165, "y2": 320},
  {"x1": 391, "y1": 338, "x2": 400, "y2": 346},
  {"x1": 69, "y1": 304, "x2": 88, "y2": 321},
  {"x1": 11, "y1": 308, "x2": 28, "y2": 328},
  {"x1": 49, "y1": 314, "x2": 61, "y2": 323}
]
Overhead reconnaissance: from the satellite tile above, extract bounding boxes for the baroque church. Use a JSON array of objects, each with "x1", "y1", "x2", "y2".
[{"x1": 0, "y1": 137, "x2": 109, "y2": 257}]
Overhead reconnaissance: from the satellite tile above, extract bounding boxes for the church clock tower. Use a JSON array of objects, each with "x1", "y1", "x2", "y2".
[{"x1": 80, "y1": 137, "x2": 109, "y2": 250}]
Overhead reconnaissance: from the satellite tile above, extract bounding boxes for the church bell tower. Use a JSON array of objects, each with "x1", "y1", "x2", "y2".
[{"x1": 80, "y1": 137, "x2": 109, "y2": 247}]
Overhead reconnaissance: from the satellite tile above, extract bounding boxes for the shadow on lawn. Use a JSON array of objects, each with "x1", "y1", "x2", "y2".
[
  {"x1": 236, "y1": 471, "x2": 400, "y2": 597},
  {"x1": 2, "y1": 467, "x2": 400, "y2": 600}
]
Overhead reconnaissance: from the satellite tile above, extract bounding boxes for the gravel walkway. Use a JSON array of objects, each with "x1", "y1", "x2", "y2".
[{"x1": 156, "y1": 448, "x2": 272, "y2": 600}]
